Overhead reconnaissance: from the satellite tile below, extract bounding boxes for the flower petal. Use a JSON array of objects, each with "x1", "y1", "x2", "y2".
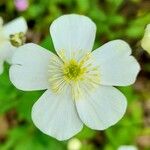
[
  {"x1": 32, "y1": 89, "x2": 83, "y2": 141},
  {"x1": 50, "y1": 14, "x2": 96, "y2": 60},
  {"x1": 9, "y1": 43, "x2": 55, "y2": 91},
  {"x1": 92, "y1": 40, "x2": 140, "y2": 86},
  {"x1": 0, "y1": 42, "x2": 17, "y2": 64},
  {"x1": 3, "y1": 17, "x2": 27, "y2": 37},
  {"x1": 75, "y1": 85, "x2": 127, "y2": 130}
]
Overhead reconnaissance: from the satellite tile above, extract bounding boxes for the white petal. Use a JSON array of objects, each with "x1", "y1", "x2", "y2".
[
  {"x1": 50, "y1": 14, "x2": 96, "y2": 60},
  {"x1": 9, "y1": 43, "x2": 55, "y2": 91},
  {"x1": 76, "y1": 85, "x2": 127, "y2": 130},
  {"x1": 0, "y1": 59, "x2": 4, "y2": 75},
  {"x1": 92, "y1": 40, "x2": 140, "y2": 86},
  {"x1": 0, "y1": 42, "x2": 17, "y2": 64},
  {"x1": 3, "y1": 17, "x2": 27, "y2": 38},
  {"x1": 32, "y1": 89, "x2": 83, "y2": 141}
]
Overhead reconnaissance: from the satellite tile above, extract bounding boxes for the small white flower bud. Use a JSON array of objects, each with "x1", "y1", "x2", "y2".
[
  {"x1": 67, "y1": 138, "x2": 82, "y2": 150},
  {"x1": 141, "y1": 24, "x2": 150, "y2": 54}
]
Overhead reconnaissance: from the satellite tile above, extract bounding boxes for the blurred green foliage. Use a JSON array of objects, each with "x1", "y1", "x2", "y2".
[{"x1": 0, "y1": 0, "x2": 150, "y2": 150}]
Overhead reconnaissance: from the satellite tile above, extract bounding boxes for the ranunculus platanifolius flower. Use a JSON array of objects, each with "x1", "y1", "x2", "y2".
[
  {"x1": 9, "y1": 14, "x2": 140, "y2": 140},
  {"x1": 0, "y1": 17, "x2": 27, "y2": 74}
]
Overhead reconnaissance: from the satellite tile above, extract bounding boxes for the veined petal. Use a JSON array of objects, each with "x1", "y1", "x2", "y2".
[
  {"x1": 32, "y1": 89, "x2": 83, "y2": 141},
  {"x1": 75, "y1": 85, "x2": 127, "y2": 130},
  {"x1": 3, "y1": 17, "x2": 27, "y2": 38},
  {"x1": 50, "y1": 14, "x2": 96, "y2": 61},
  {"x1": 92, "y1": 40, "x2": 140, "y2": 86},
  {"x1": 0, "y1": 42, "x2": 17, "y2": 64},
  {"x1": 9, "y1": 43, "x2": 55, "y2": 91}
]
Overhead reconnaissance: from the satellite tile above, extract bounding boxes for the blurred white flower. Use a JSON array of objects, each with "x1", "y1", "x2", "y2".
[
  {"x1": 141, "y1": 24, "x2": 150, "y2": 54},
  {"x1": 67, "y1": 138, "x2": 82, "y2": 150},
  {"x1": 14, "y1": 0, "x2": 29, "y2": 12},
  {"x1": 118, "y1": 145, "x2": 138, "y2": 150},
  {"x1": 0, "y1": 17, "x2": 27, "y2": 74},
  {"x1": 9, "y1": 14, "x2": 140, "y2": 140}
]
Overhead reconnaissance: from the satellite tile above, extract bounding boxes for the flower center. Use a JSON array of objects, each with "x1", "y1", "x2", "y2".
[
  {"x1": 9, "y1": 32, "x2": 26, "y2": 47},
  {"x1": 48, "y1": 52, "x2": 100, "y2": 99},
  {"x1": 63, "y1": 59, "x2": 86, "y2": 81}
]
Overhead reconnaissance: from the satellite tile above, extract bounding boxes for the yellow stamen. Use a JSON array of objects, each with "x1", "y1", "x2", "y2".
[
  {"x1": 48, "y1": 52, "x2": 100, "y2": 99},
  {"x1": 9, "y1": 32, "x2": 26, "y2": 47},
  {"x1": 63, "y1": 59, "x2": 87, "y2": 82}
]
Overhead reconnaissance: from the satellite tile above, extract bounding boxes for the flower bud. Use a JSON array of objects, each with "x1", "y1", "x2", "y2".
[
  {"x1": 141, "y1": 24, "x2": 150, "y2": 54},
  {"x1": 67, "y1": 138, "x2": 82, "y2": 150}
]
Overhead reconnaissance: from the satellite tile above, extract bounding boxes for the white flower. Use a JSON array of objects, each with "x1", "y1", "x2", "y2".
[
  {"x1": 118, "y1": 145, "x2": 138, "y2": 150},
  {"x1": 141, "y1": 24, "x2": 150, "y2": 54},
  {"x1": 0, "y1": 17, "x2": 27, "y2": 74},
  {"x1": 9, "y1": 14, "x2": 140, "y2": 140}
]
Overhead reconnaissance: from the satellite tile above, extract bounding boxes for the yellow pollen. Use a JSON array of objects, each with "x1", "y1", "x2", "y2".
[{"x1": 63, "y1": 59, "x2": 86, "y2": 81}]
